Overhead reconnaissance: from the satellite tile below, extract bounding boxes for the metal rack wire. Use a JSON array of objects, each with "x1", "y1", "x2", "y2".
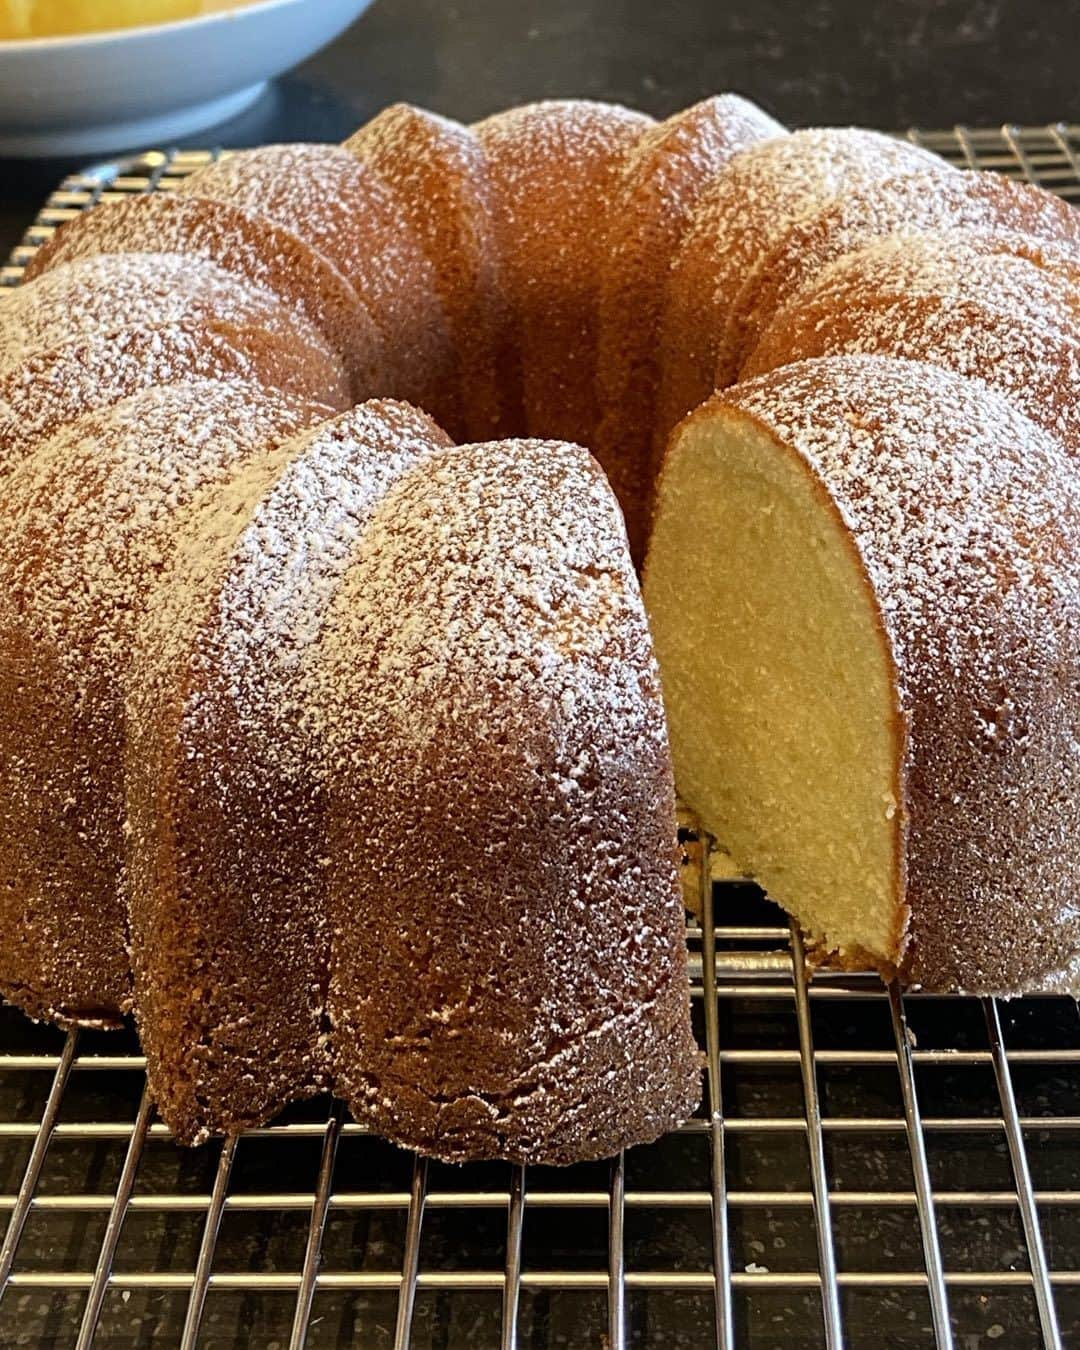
[{"x1": 0, "y1": 127, "x2": 1079, "y2": 1347}]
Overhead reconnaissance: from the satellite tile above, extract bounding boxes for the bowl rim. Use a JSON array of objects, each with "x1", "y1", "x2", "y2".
[{"x1": 0, "y1": 0, "x2": 318, "y2": 52}]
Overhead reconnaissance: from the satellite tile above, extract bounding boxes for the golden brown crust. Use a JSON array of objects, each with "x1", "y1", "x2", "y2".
[
  {"x1": 741, "y1": 229, "x2": 1080, "y2": 457},
  {"x1": 316, "y1": 438, "x2": 701, "y2": 1163},
  {"x1": 594, "y1": 95, "x2": 784, "y2": 562},
  {"x1": 474, "y1": 100, "x2": 653, "y2": 452},
  {"x1": 126, "y1": 401, "x2": 452, "y2": 1144},
  {"x1": 654, "y1": 129, "x2": 950, "y2": 455},
  {"x1": 0, "y1": 320, "x2": 348, "y2": 480},
  {"x1": 0, "y1": 381, "x2": 326, "y2": 1030},
  {"x1": 346, "y1": 105, "x2": 508, "y2": 439},
  {"x1": 175, "y1": 144, "x2": 457, "y2": 422},
  {"x1": 739, "y1": 169, "x2": 1080, "y2": 363}
]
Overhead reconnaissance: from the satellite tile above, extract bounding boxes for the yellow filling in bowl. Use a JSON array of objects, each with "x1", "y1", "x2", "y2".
[{"x1": 0, "y1": 0, "x2": 258, "y2": 39}]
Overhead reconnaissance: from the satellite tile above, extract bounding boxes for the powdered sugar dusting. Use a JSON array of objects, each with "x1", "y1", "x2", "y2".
[
  {"x1": 176, "y1": 144, "x2": 390, "y2": 281},
  {"x1": 602, "y1": 93, "x2": 785, "y2": 314},
  {"x1": 475, "y1": 98, "x2": 652, "y2": 178},
  {"x1": 176, "y1": 144, "x2": 457, "y2": 413},
  {"x1": 595, "y1": 94, "x2": 785, "y2": 557},
  {"x1": 744, "y1": 228, "x2": 1080, "y2": 449},
  {"x1": 656, "y1": 127, "x2": 953, "y2": 441},
  {"x1": 680, "y1": 126, "x2": 951, "y2": 318},
  {"x1": 346, "y1": 103, "x2": 506, "y2": 438},
  {"x1": 0, "y1": 322, "x2": 346, "y2": 478},
  {"x1": 22, "y1": 192, "x2": 382, "y2": 396},
  {"x1": 0, "y1": 251, "x2": 336, "y2": 376},
  {"x1": 621, "y1": 94, "x2": 784, "y2": 212},
  {"x1": 777, "y1": 228, "x2": 1080, "y2": 338},
  {"x1": 347, "y1": 102, "x2": 487, "y2": 191},
  {"x1": 174, "y1": 401, "x2": 453, "y2": 782},
  {"x1": 315, "y1": 438, "x2": 658, "y2": 762},
  {"x1": 1, "y1": 379, "x2": 325, "y2": 676},
  {"x1": 0, "y1": 379, "x2": 325, "y2": 1039},
  {"x1": 740, "y1": 168, "x2": 1080, "y2": 354},
  {"x1": 314, "y1": 437, "x2": 698, "y2": 1162},
  {"x1": 122, "y1": 416, "x2": 699, "y2": 1155},
  {"x1": 475, "y1": 100, "x2": 653, "y2": 447},
  {"x1": 119, "y1": 401, "x2": 453, "y2": 1143}
]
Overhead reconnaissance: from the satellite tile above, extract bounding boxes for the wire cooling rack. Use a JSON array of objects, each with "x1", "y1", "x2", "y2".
[{"x1": 1, "y1": 126, "x2": 1079, "y2": 1348}]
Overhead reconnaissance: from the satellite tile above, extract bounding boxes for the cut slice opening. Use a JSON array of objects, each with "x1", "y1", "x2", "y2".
[{"x1": 644, "y1": 406, "x2": 907, "y2": 969}]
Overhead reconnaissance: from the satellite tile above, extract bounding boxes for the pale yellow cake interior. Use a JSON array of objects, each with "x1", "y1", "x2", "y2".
[{"x1": 644, "y1": 409, "x2": 905, "y2": 967}]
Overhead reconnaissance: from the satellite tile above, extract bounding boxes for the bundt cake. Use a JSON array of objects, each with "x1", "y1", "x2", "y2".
[
  {"x1": 3, "y1": 91, "x2": 1080, "y2": 1162},
  {"x1": 644, "y1": 355, "x2": 1080, "y2": 993},
  {"x1": 21, "y1": 192, "x2": 386, "y2": 398},
  {"x1": 125, "y1": 406, "x2": 698, "y2": 1162},
  {"x1": 0, "y1": 381, "x2": 328, "y2": 1027},
  {"x1": 0, "y1": 250, "x2": 344, "y2": 379},
  {"x1": 0, "y1": 321, "x2": 346, "y2": 479},
  {"x1": 737, "y1": 167, "x2": 1080, "y2": 367},
  {"x1": 474, "y1": 100, "x2": 654, "y2": 451}
]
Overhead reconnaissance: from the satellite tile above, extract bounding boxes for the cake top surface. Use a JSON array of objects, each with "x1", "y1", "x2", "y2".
[
  {"x1": 344, "y1": 101, "x2": 491, "y2": 202},
  {"x1": 745, "y1": 229, "x2": 1080, "y2": 415},
  {"x1": 757, "y1": 169, "x2": 1080, "y2": 293},
  {"x1": 621, "y1": 91, "x2": 783, "y2": 205},
  {"x1": 0, "y1": 378, "x2": 323, "y2": 669},
  {"x1": 0, "y1": 321, "x2": 345, "y2": 475},
  {"x1": 22, "y1": 191, "x2": 380, "y2": 393},
  {"x1": 475, "y1": 97, "x2": 652, "y2": 150},
  {"x1": 152, "y1": 400, "x2": 452, "y2": 779},
  {"x1": 475, "y1": 99, "x2": 655, "y2": 248},
  {"x1": 177, "y1": 142, "x2": 369, "y2": 215},
  {"x1": 608, "y1": 94, "x2": 785, "y2": 253},
  {"x1": 174, "y1": 143, "x2": 417, "y2": 290},
  {"x1": 683, "y1": 126, "x2": 951, "y2": 266},
  {"x1": 784, "y1": 227, "x2": 1080, "y2": 327},
  {"x1": 0, "y1": 250, "x2": 328, "y2": 374},
  {"x1": 629, "y1": 92, "x2": 784, "y2": 171},
  {"x1": 314, "y1": 437, "x2": 662, "y2": 766},
  {"x1": 28, "y1": 192, "x2": 317, "y2": 285}
]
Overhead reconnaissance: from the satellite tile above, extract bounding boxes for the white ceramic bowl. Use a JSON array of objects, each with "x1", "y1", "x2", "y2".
[{"x1": 0, "y1": 0, "x2": 375, "y2": 157}]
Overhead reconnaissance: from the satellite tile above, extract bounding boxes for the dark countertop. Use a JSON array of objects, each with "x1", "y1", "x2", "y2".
[{"x1": 0, "y1": 0, "x2": 1076, "y2": 256}]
